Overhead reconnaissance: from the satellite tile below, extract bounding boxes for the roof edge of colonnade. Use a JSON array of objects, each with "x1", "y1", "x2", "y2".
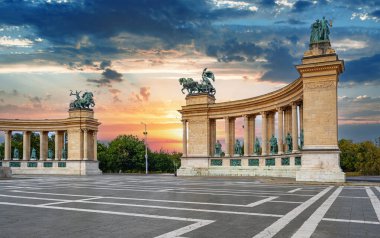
[{"x1": 181, "y1": 76, "x2": 303, "y2": 118}]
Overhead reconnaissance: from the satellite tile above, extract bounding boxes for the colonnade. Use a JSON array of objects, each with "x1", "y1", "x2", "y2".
[
  {"x1": 2, "y1": 129, "x2": 97, "y2": 161},
  {"x1": 182, "y1": 102, "x2": 303, "y2": 157}
]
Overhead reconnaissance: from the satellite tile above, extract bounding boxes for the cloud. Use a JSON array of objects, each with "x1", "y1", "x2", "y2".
[
  {"x1": 292, "y1": 1, "x2": 313, "y2": 12},
  {"x1": 206, "y1": 38, "x2": 264, "y2": 62},
  {"x1": 139, "y1": 87, "x2": 151, "y2": 101},
  {"x1": 274, "y1": 18, "x2": 307, "y2": 25},
  {"x1": 342, "y1": 54, "x2": 380, "y2": 83},
  {"x1": 99, "y1": 60, "x2": 111, "y2": 70},
  {"x1": 87, "y1": 68, "x2": 124, "y2": 87},
  {"x1": 108, "y1": 88, "x2": 122, "y2": 103},
  {"x1": 338, "y1": 95, "x2": 380, "y2": 124}
]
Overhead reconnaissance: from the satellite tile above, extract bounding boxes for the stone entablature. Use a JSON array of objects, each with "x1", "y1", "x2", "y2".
[{"x1": 0, "y1": 108, "x2": 101, "y2": 175}]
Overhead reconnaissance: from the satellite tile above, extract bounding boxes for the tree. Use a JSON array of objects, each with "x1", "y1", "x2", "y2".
[
  {"x1": 356, "y1": 141, "x2": 380, "y2": 175},
  {"x1": 0, "y1": 142, "x2": 4, "y2": 160},
  {"x1": 339, "y1": 139, "x2": 358, "y2": 172},
  {"x1": 107, "y1": 135, "x2": 146, "y2": 173}
]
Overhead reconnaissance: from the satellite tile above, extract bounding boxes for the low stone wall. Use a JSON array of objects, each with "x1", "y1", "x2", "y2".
[
  {"x1": 177, "y1": 154, "x2": 302, "y2": 178},
  {"x1": 0, "y1": 166, "x2": 12, "y2": 178},
  {"x1": 0, "y1": 160, "x2": 102, "y2": 175}
]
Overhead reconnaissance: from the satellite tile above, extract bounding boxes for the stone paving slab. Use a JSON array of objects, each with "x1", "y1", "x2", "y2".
[{"x1": 0, "y1": 175, "x2": 379, "y2": 237}]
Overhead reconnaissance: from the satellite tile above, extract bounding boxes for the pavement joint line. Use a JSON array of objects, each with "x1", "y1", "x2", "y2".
[
  {"x1": 40, "y1": 201, "x2": 74, "y2": 206},
  {"x1": 291, "y1": 186, "x2": 343, "y2": 238},
  {"x1": 322, "y1": 218, "x2": 380, "y2": 225},
  {"x1": 246, "y1": 197, "x2": 278, "y2": 207},
  {"x1": 365, "y1": 187, "x2": 380, "y2": 222},
  {"x1": 287, "y1": 188, "x2": 302, "y2": 193},
  {"x1": 42, "y1": 185, "x2": 316, "y2": 197},
  {"x1": 338, "y1": 196, "x2": 369, "y2": 199},
  {"x1": 0, "y1": 194, "x2": 71, "y2": 202},
  {"x1": 0, "y1": 201, "x2": 215, "y2": 237},
  {"x1": 10, "y1": 190, "x2": 273, "y2": 207},
  {"x1": 252, "y1": 186, "x2": 333, "y2": 238},
  {"x1": 72, "y1": 200, "x2": 283, "y2": 217},
  {"x1": 154, "y1": 220, "x2": 215, "y2": 238},
  {"x1": 269, "y1": 201, "x2": 303, "y2": 204}
]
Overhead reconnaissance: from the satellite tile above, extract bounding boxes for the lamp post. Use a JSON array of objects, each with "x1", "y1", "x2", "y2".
[{"x1": 141, "y1": 122, "x2": 148, "y2": 174}]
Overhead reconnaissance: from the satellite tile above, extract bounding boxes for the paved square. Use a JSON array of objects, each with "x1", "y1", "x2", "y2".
[{"x1": 0, "y1": 175, "x2": 379, "y2": 237}]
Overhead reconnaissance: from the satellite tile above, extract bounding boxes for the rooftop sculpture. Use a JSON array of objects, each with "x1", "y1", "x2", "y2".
[
  {"x1": 179, "y1": 68, "x2": 216, "y2": 96},
  {"x1": 69, "y1": 90, "x2": 95, "y2": 109}
]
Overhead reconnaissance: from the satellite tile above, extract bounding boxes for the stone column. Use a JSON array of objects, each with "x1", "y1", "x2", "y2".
[
  {"x1": 39, "y1": 131, "x2": 48, "y2": 160},
  {"x1": 267, "y1": 112, "x2": 275, "y2": 153},
  {"x1": 292, "y1": 102, "x2": 298, "y2": 152},
  {"x1": 55, "y1": 131, "x2": 64, "y2": 160},
  {"x1": 243, "y1": 115, "x2": 249, "y2": 156},
  {"x1": 93, "y1": 131, "x2": 98, "y2": 161},
  {"x1": 277, "y1": 108, "x2": 284, "y2": 154},
  {"x1": 261, "y1": 112, "x2": 267, "y2": 155},
  {"x1": 4, "y1": 130, "x2": 12, "y2": 160},
  {"x1": 299, "y1": 103, "x2": 303, "y2": 130},
  {"x1": 209, "y1": 119, "x2": 216, "y2": 156},
  {"x1": 83, "y1": 129, "x2": 88, "y2": 160},
  {"x1": 23, "y1": 131, "x2": 31, "y2": 160},
  {"x1": 224, "y1": 117, "x2": 230, "y2": 156},
  {"x1": 229, "y1": 117, "x2": 235, "y2": 156},
  {"x1": 248, "y1": 115, "x2": 255, "y2": 155},
  {"x1": 182, "y1": 120, "x2": 187, "y2": 157}
]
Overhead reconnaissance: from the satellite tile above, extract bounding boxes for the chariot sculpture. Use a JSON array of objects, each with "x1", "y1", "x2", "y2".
[
  {"x1": 69, "y1": 90, "x2": 95, "y2": 109},
  {"x1": 179, "y1": 68, "x2": 216, "y2": 96}
]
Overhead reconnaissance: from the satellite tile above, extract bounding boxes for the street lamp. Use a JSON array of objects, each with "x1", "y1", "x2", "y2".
[{"x1": 141, "y1": 122, "x2": 148, "y2": 174}]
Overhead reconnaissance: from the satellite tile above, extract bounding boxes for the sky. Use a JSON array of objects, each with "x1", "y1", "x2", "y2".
[{"x1": 0, "y1": 0, "x2": 379, "y2": 152}]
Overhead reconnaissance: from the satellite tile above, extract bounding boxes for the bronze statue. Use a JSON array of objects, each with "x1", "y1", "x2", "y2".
[
  {"x1": 310, "y1": 17, "x2": 332, "y2": 44},
  {"x1": 13, "y1": 148, "x2": 19, "y2": 160},
  {"x1": 300, "y1": 129, "x2": 304, "y2": 149},
  {"x1": 179, "y1": 68, "x2": 216, "y2": 96},
  {"x1": 61, "y1": 148, "x2": 67, "y2": 160},
  {"x1": 285, "y1": 133, "x2": 292, "y2": 153},
  {"x1": 215, "y1": 140, "x2": 222, "y2": 157},
  {"x1": 254, "y1": 138, "x2": 261, "y2": 155},
  {"x1": 234, "y1": 139, "x2": 242, "y2": 156},
  {"x1": 48, "y1": 149, "x2": 53, "y2": 160},
  {"x1": 69, "y1": 90, "x2": 95, "y2": 109},
  {"x1": 269, "y1": 135, "x2": 278, "y2": 155},
  {"x1": 30, "y1": 148, "x2": 37, "y2": 160}
]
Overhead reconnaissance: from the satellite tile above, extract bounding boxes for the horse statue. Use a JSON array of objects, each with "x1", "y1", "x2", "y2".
[
  {"x1": 69, "y1": 90, "x2": 95, "y2": 109},
  {"x1": 178, "y1": 68, "x2": 216, "y2": 96}
]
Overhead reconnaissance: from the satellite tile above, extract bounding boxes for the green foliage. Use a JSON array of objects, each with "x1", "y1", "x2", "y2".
[
  {"x1": 97, "y1": 134, "x2": 181, "y2": 174},
  {"x1": 339, "y1": 139, "x2": 380, "y2": 175}
]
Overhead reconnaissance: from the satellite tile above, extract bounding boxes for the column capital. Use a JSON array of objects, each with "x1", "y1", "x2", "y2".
[
  {"x1": 82, "y1": 128, "x2": 88, "y2": 132},
  {"x1": 291, "y1": 102, "x2": 298, "y2": 108},
  {"x1": 260, "y1": 111, "x2": 267, "y2": 117},
  {"x1": 181, "y1": 119, "x2": 187, "y2": 123},
  {"x1": 276, "y1": 107, "x2": 284, "y2": 112}
]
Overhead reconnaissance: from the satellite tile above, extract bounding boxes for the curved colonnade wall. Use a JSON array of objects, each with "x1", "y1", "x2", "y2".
[
  {"x1": 0, "y1": 109, "x2": 101, "y2": 175},
  {"x1": 178, "y1": 48, "x2": 345, "y2": 182}
]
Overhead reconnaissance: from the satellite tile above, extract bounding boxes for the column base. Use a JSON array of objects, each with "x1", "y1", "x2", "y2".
[
  {"x1": 296, "y1": 148, "x2": 345, "y2": 182},
  {"x1": 296, "y1": 169, "x2": 345, "y2": 182}
]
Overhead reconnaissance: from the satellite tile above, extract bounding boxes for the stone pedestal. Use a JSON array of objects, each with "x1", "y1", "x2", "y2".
[{"x1": 295, "y1": 46, "x2": 345, "y2": 182}]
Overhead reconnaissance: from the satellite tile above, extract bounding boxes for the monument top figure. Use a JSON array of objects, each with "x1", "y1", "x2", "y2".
[
  {"x1": 305, "y1": 17, "x2": 336, "y2": 57},
  {"x1": 69, "y1": 90, "x2": 95, "y2": 110}
]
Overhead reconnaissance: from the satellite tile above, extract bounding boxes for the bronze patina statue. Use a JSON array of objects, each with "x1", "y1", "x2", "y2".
[
  {"x1": 285, "y1": 133, "x2": 293, "y2": 153},
  {"x1": 269, "y1": 135, "x2": 278, "y2": 155},
  {"x1": 179, "y1": 68, "x2": 216, "y2": 96},
  {"x1": 310, "y1": 16, "x2": 332, "y2": 44},
  {"x1": 234, "y1": 139, "x2": 242, "y2": 156},
  {"x1": 69, "y1": 90, "x2": 95, "y2": 109},
  {"x1": 254, "y1": 138, "x2": 261, "y2": 155},
  {"x1": 215, "y1": 140, "x2": 222, "y2": 156}
]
